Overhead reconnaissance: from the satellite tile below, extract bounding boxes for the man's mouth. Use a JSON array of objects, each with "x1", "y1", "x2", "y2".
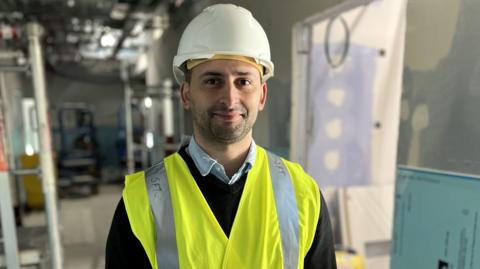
[
  {"x1": 209, "y1": 106, "x2": 247, "y2": 119},
  {"x1": 211, "y1": 111, "x2": 246, "y2": 120}
]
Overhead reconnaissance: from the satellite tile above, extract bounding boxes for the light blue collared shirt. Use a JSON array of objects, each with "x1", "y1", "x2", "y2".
[{"x1": 184, "y1": 136, "x2": 256, "y2": 185}]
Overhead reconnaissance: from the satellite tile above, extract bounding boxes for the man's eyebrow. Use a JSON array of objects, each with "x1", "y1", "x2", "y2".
[
  {"x1": 198, "y1": 70, "x2": 256, "y2": 77},
  {"x1": 233, "y1": 71, "x2": 254, "y2": 76},
  {"x1": 199, "y1": 71, "x2": 223, "y2": 77}
]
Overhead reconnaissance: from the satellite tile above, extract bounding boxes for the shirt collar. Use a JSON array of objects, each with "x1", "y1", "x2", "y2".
[{"x1": 185, "y1": 136, "x2": 256, "y2": 183}]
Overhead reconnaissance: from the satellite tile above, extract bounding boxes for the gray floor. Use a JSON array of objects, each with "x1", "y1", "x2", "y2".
[{"x1": 23, "y1": 185, "x2": 123, "y2": 269}]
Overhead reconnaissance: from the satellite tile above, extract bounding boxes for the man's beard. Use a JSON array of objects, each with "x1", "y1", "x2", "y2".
[{"x1": 192, "y1": 103, "x2": 253, "y2": 144}]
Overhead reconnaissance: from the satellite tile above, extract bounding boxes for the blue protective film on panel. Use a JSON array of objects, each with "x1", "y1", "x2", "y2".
[
  {"x1": 307, "y1": 43, "x2": 376, "y2": 187},
  {"x1": 391, "y1": 166, "x2": 480, "y2": 269}
]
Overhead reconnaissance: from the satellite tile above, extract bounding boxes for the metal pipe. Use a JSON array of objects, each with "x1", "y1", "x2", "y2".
[
  {"x1": 0, "y1": 172, "x2": 20, "y2": 269},
  {"x1": 0, "y1": 65, "x2": 28, "y2": 73},
  {"x1": 0, "y1": 77, "x2": 20, "y2": 269},
  {"x1": 27, "y1": 22, "x2": 64, "y2": 269},
  {"x1": 124, "y1": 84, "x2": 135, "y2": 174},
  {"x1": 0, "y1": 72, "x2": 17, "y2": 181},
  {"x1": 162, "y1": 79, "x2": 174, "y2": 138},
  {"x1": 0, "y1": 71, "x2": 25, "y2": 236},
  {"x1": 0, "y1": 51, "x2": 24, "y2": 59},
  {"x1": 11, "y1": 168, "x2": 41, "y2": 176},
  {"x1": 121, "y1": 63, "x2": 135, "y2": 174},
  {"x1": 145, "y1": 45, "x2": 161, "y2": 164}
]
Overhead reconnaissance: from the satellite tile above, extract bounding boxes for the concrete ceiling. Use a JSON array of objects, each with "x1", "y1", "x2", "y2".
[{"x1": 0, "y1": 0, "x2": 182, "y2": 81}]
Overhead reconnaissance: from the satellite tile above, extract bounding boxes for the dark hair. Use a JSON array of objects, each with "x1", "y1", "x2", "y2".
[{"x1": 184, "y1": 69, "x2": 192, "y2": 83}]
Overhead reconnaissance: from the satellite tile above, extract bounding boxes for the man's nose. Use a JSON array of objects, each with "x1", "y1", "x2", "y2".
[{"x1": 221, "y1": 80, "x2": 239, "y2": 108}]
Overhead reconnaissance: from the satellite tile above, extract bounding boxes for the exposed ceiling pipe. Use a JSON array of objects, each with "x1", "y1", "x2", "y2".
[{"x1": 110, "y1": 0, "x2": 162, "y2": 60}]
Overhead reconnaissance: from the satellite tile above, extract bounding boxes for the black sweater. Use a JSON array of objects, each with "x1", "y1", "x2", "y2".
[{"x1": 106, "y1": 148, "x2": 337, "y2": 268}]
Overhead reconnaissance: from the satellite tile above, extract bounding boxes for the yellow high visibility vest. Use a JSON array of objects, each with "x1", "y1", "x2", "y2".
[{"x1": 123, "y1": 146, "x2": 320, "y2": 269}]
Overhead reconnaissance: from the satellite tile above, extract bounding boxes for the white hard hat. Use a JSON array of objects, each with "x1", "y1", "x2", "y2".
[{"x1": 173, "y1": 4, "x2": 274, "y2": 84}]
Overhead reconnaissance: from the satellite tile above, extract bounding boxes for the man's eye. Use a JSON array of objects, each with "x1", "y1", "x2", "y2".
[
  {"x1": 204, "y1": 78, "x2": 220, "y2": 85},
  {"x1": 238, "y1": 79, "x2": 251, "y2": 86}
]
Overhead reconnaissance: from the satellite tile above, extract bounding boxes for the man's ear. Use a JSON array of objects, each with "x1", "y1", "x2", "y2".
[
  {"x1": 180, "y1": 82, "x2": 191, "y2": 109},
  {"x1": 258, "y1": 83, "x2": 267, "y2": 111}
]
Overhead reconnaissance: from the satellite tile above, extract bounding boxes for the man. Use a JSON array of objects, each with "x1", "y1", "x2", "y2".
[{"x1": 106, "y1": 4, "x2": 336, "y2": 269}]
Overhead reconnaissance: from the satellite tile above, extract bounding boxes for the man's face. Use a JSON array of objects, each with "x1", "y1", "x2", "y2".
[{"x1": 181, "y1": 59, "x2": 267, "y2": 144}]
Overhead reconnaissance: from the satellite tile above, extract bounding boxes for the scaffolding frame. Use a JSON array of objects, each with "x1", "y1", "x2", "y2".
[{"x1": 0, "y1": 22, "x2": 64, "y2": 269}]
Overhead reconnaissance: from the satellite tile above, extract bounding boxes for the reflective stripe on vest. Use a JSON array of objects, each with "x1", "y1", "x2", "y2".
[
  {"x1": 266, "y1": 151, "x2": 299, "y2": 269},
  {"x1": 145, "y1": 151, "x2": 299, "y2": 269},
  {"x1": 145, "y1": 162, "x2": 179, "y2": 268}
]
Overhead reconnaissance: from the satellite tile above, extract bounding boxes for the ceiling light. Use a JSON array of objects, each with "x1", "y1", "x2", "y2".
[
  {"x1": 100, "y1": 33, "x2": 116, "y2": 47},
  {"x1": 25, "y1": 144, "x2": 35, "y2": 156},
  {"x1": 146, "y1": 132, "x2": 154, "y2": 149},
  {"x1": 144, "y1": 97, "x2": 152, "y2": 108},
  {"x1": 131, "y1": 22, "x2": 144, "y2": 36}
]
